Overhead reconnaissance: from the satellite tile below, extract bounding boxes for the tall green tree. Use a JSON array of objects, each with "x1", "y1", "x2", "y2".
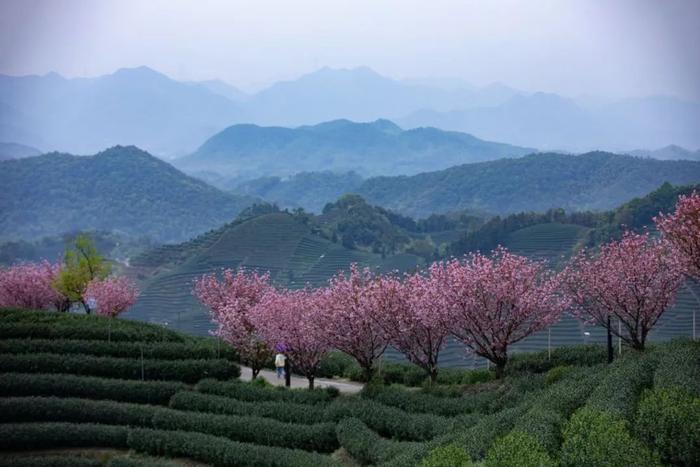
[{"x1": 53, "y1": 234, "x2": 110, "y2": 313}]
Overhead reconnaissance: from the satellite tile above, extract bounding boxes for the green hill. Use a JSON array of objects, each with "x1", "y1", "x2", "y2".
[
  {"x1": 0, "y1": 309, "x2": 697, "y2": 466},
  {"x1": 357, "y1": 151, "x2": 700, "y2": 218},
  {"x1": 127, "y1": 212, "x2": 423, "y2": 334},
  {"x1": 176, "y1": 118, "x2": 535, "y2": 184},
  {"x1": 0, "y1": 145, "x2": 255, "y2": 243}
]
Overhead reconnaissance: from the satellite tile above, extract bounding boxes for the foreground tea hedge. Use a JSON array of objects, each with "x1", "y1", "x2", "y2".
[
  {"x1": 0, "y1": 373, "x2": 186, "y2": 405},
  {"x1": 0, "y1": 353, "x2": 239, "y2": 383},
  {"x1": 0, "y1": 423, "x2": 340, "y2": 467}
]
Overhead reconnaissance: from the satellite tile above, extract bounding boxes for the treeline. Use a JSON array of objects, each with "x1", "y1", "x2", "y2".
[{"x1": 448, "y1": 182, "x2": 700, "y2": 257}]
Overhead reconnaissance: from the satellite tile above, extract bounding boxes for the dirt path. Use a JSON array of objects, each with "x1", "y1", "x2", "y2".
[{"x1": 238, "y1": 366, "x2": 364, "y2": 394}]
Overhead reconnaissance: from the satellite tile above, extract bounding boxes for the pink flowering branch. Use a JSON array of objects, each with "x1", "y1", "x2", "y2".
[
  {"x1": 562, "y1": 232, "x2": 685, "y2": 351},
  {"x1": 193, "y1": 269, "x2": 273, "y2": 378},
  {"x1": 0, "y1": 261, "x2": 68, "y2": 311},
  {"x1": 655, "y1": 191, "x2": 700, "y2": 279},
  {"x1": 84, "y1": 276, "x2": 139, "y2": 318}
]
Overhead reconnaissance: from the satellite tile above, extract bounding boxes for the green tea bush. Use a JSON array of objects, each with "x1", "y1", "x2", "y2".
[
  {"x1": 106, "y1": 458, "x2": 180, "y2": 467},
  {"x1": 586, "y1": 353, "x2": 656, "y2": 421},
  {"x1": 336, "y1": 418, "x2": 415, "y2": 465},
  {"x1": 0, "y1": 422, "x2": 129, "y2": 450},
  {"x1": 196, "y1": 378, "x2": 335, "y2": 404},
  {"x1": 0, "y1": 396, "x2": 158, "y2": 427},
  {"x1": 435, "y1": 368, "x2": 492, "y2": 385},
  {"x1": 170, "y1": 390, "x2": 327, "y2": 424},
  {"x1": 361, "y1": 384, "x2": 497, "y2": 417},
  {"x1": 0, "y1": 372, "x2": 186, "y2": 405},
  {"x1": 419, "y1": 444, "x2": 473, "y2": 467},
  {"x1": 636, "y1": 387, "x2": 700, "y2": 466},
  {"x1": 0, "y1": 337, "x2": 238, "y2": 360},
  {"x1": 544, "y1": 365, "x2": 572, "y2": 385},
  {"x1": 325, "y1": 398, "x2": 449, "y2": 441},
  {"x1": 151, "y1": 408, "x2": 338, "y2": 452},
  {"x1": 484, "y1": 432, "x2": 555, "y2": 467},
  {"x1": 560, "y1": 407, "x2": 659, "y2": 467},
  {"x1": 653, "y1": 338, "x2": 700, "y2": 396},
  {"x1": 453, "y1": 405, "x2": 529, "y2": 460},
  {"x1": 380, "y1": 362, "x2": 428, "y2": 386},
  {"x1": 506, "y1": 345, "x2": 607, "y2": 374},
  {"x1": 0, "y1": 456, "x2": 102, "y2": 467},
  {"x1": 0, "y1": 353, "x2": 239, "y2": 383},
  {"x1": 316, "y1": 351, "x2": 356, "y2": 379},
  {"x1": 127, "y1": 427, "x2": 339, "y2": 467}
]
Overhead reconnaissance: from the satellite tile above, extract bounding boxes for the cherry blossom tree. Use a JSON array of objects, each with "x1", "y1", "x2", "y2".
[
  {"x1": 384, "y1": 269, "x2": 450, "y2": 383},
  {"x1": 251, "y1": 287, "x2": 330, "y2": 389},
  {"x1": 84, "y1": 276, "x2": 139, "y2": 318},
  {"x1": 562, "y1": 232, "x2": 685, "y2": 351},
  {"x1": 655, "y1": 191, "x2": 700, "y2": 278},
  {"x1": 0, "y1": 261, "x2": 69, "y2": 311},
  {"x1": 436, "y1": 248, "x2": 566, "y2": 377},
  {"x1": 193, "y1": 269, "x2": 273, "y2": 378},
  {"x1": 319, "y1": 264, "x2": 396, "y2": 381}
]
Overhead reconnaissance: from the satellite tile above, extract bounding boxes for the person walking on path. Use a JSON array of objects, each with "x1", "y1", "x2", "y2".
[{"x1": 275, "y1": 351, "x2": 286, "y2": 379}]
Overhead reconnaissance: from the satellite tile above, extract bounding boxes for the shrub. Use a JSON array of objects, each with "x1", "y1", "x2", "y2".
[
  {"x1": 361, "y1": 384, "x2": 497, "y2": 417},
  {"x1": 316, "y1": 351, "x2": 356, "y2": 379},
  {"x1": 420, "y1": 444, "x2": 473, "y2": 467},
  {"x1": 335, "y1": 418, "x2": 416, "y2": 465},
  {"x1": 380, "y1": 362, "x2": 428, "y2": 386},
  {"x1": 0, "y1": 396, "x2": 158, "y2": 427},
  {"x1": 453, "y1": 405, "x2": 529, "y2": 460},
  {"x1": 106, "y1": 458, "x2": 180, "y2": 467},
  {"x1": 544, "y1": 365, "x2": 571, "y2": 385},
  {"x1": 653, "y1": 338, "x2": 700, "y2": 396},
  {"x1": 197, "y1": 378, "x2": 334, "y2": 405},
  {"x1": 506, "y1": 345, "x2": 607, "y2": 374},
  {"x1": 151, "y1": 408, "x2": 338, "y2": 452},
  {"x1": 0, "y1": 320, "x2": 186, "y2": 343},
  {"x1": 325, "y1": 398, "x2": 449, "y2": 441},
  {"x1": 170, "y1": 390, "x2": 327, "y2": 425},
  {"x1": 636, "y1": 387, "x2": 700, "y2": 466},
  {"x1": 560, "y1": 407, "x2": 659, "y2": 467},
  {"x1": 0, "y1": 456, "x2": 102, "y2": 467},
  {"x1": 0, "y1": 337, "x2": 238, "y2": 360},
  {"x1": 0, "y1": 422, "x2": 129, "y2": 450},
  {"x1": 586, "y1": 353, "x2": 656, "y2": 421},
  {"x1": 0, "y1": 353, "x2": 239, "y2": 383},
  {"x1": 127, "y1": 427, "x2": 339, "y2": 467},
  {"x1": 484, "y1": 432, "x2": 555, "y2": 467},
  {"x1": 0, "y1": 372, "x2": 186, "y2": 405}
]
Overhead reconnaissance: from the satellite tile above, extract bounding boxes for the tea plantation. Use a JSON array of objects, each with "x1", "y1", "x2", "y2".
[{"x1": 1, "y1": 308, "x2": 698, "y2": 466}]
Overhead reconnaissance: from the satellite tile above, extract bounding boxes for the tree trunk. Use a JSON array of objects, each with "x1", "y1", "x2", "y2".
[
  {"x1": 252, "y1": 367, "x2": 259, "y2": 379},
  {"x1": 429, "y1": 367, "x2": 438, "y2": 384},
  {"x1": 363, "y1": 365, "x2": 374, "y2": 383},
  {"x1": 494, "y1": 357, "x2": 507, "y2": 379},
  {"x1": 81, "y1": 300, "x2": 91, "y2": 315},
  {"x1": 308, "y1": 376, "x2": 315, "y2": 390}
]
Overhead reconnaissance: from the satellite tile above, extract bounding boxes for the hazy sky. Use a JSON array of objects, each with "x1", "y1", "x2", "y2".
[{"x1": 1, "y1": 0, "x2": 699, "y2": 100}]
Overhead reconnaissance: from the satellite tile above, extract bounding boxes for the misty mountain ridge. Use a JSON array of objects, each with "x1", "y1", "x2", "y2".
[
  {"x1": 2, "y1": 65, "x2": 698, "y2": 157},
  {"x1": 0, "y1": 145, "x2": 254, "y2": 243},
  {"x1": 627, "y1": 144, "x2": 700, "y2": 161},
  {"x1": 175, "y1": 118, "x2": 535, "y2": 183},
  {"x1": 0, "y1": 141, "x2": 41, "y2": 160}
]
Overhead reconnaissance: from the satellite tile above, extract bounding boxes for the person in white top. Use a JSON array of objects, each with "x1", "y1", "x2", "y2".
[{"x1": 275, "y1": 352, "x2": 286, "y2": 379}]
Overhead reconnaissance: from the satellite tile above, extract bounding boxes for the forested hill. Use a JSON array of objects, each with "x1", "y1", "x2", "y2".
[
  {"x1": 175, "y1": 118, "x2": 534, "y2": 183},
  {"x1": 0, "y1": 146, "x2": 254, "y2": 243},
  {"x1": 356, "y1": 151, "x2": 700, "y2": 218}
]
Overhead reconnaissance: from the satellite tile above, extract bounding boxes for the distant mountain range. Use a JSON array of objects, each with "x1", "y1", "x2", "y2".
[
  {"x1": 0, "y1": 142, "x2": 41, "y2": 160},
  {"x1": 356, "y1": 152, "x2": 700, "y2": 217},
  {"x1": 627, "y1": 144, "x2": 700, "y2": 161},
  {"x1": 2, "y1": 66, "x2": 698, "y2": 157},
  {"x1": 0, "y1": 146, "x2": 254, "y2": 242},
  {"x1": 175, "y1": 119, "x2": 535, "y2": 183}
]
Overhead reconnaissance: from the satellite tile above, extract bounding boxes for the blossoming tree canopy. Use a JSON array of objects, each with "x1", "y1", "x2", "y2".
[
  {"x1": 0, "y1": 261, "x2": 68, "y2": 311},
  {"x1": 321, "y1": 264, "x2": 396, "y2": 380},
  {"x1": 252, "y1": 287, "x2": 330, "y2": 389},
  {"x1": 563, "y1": 232, "x2": 686, "y2": 351},
  {"x1": 655, "y1": 191, "x2": 700, "y2": 278},
  {"x1": 193, "y1": 268, "x2": 273, "y2": 378},
  {"x1": 387, "y1": 269, "x2": 451, "y2": 382},
  {"x1": 437, "y1": 248, "x2": 566, "y2": 377},
  {"x1": 84, "y1": 276, "x2": 139, "y2": 318}
]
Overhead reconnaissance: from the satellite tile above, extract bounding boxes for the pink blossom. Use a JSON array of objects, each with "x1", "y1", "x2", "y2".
[
  {"x1": 655, "y1": 191, "x2": 700, "y2": 279},
  {"x1": 562, "y1": 232, "x2": 685, "y2": 350},
  {"x1": 318, "y1": 264, "x2": 396, "y2": 380},
  {"x1": 0, "y1": 261, "x2": 68, "y2": 311},
  {"x1": 193, "y1": 269, "x2": 273, "y2": 378},
  {"x1": 251, "y1": 287, "x2": 331, "y2": 389},
  {"x1": 436, "y1": 248, "x2": 566, "y2": 377},
  {"x1": 84, "y1": 276, "x2": 139, "y2": 318}
]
